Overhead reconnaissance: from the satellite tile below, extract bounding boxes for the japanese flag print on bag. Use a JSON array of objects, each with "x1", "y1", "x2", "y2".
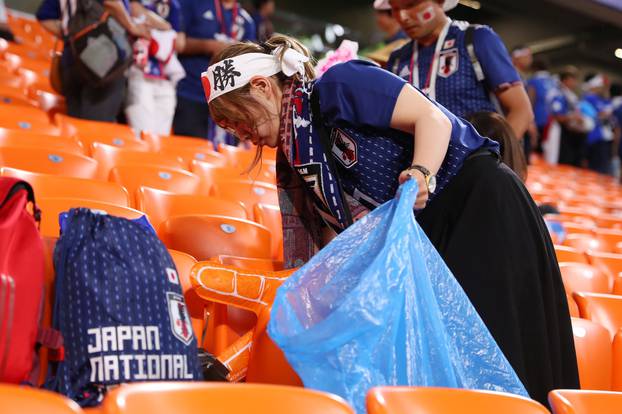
[{"x1": 46, "y1": 209, "x2": 200, "y2": 406}]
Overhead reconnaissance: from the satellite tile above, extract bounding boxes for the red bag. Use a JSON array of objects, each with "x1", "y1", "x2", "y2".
[{"x1": 0, "y1": 177, "x2": 44, "y2": 383}]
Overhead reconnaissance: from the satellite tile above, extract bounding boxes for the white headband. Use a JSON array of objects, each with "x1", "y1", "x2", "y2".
[{"x1": 201, "y1": 47, "x2": 310, "y2": 103}]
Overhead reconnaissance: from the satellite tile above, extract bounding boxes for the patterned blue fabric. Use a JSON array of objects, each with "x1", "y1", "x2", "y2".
[
  {"x1": 583, "y1": 93, "x2": 614, "y2": 144},
  {"x1": 47, "y1": 209, "x2": 200, "y2": 406},
  {"x1": 387, "y1": 21, "x2": 521, "y2": 118},
  {"x1": 309, "y1": 61, "x2": 499, "y2": 210}
]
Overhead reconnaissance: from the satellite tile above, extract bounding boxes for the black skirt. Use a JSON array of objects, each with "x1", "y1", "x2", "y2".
[{"x1": 417, "y1": 152, "x2": 579, "y2": 406}]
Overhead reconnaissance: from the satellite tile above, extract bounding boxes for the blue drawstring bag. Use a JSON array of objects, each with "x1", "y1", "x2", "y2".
[{"x1": 268, "y1": 179, "x2": 528, "y2": 413}]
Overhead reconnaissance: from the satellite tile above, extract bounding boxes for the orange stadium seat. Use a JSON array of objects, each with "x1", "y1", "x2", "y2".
[
  {"x1": 159, "y1": 215, "x2": 272, "y2": 261},
  {"x1": 564, "y1": 233, "x2": 613, "y2": 254},
  {"x1": 254, "y1": 203, "x2": 283, "y2": 261},
  {"x1": 555, "y1": 245, "x2": 588, "y2": 264},
  {"x1": 549, "y1": 390, "x2": 622, "y2": 414},
  {"x1": 614, "y1": 332, "x2": 622, "y2": 392},
  {"x1": 56, "y1": 114, "x2": 137, "y2": 145},
  {"x1": 137, "y1": 187, "x2": 247, "y2": 231},
  {"x1": 586, "y1": 251, "x2": 622, "y2": 293},
  {"x1": 574, "y1": 292, "x2": 622, "y2": 339},
  {"x1": 214, "y1": 180, "x2": 278, "y2": 214},
  {"x1": 0, "y1": 104, "x2": 58, "y2": 134},
  {"x1": 91, "y1": 142, "x2": 185, "y2": 180},
  {"x1": 38, "y1": 198, "x2": 145, "y2": 238},
  {"x1": 217, "y1": 255, "x2": 284, "y2": 271},
  {"x1": 0, "y1": 384, "x2": 82, "y2": 414},
  {"x1": 0, "y1": 167, "x2": 130, "y2": 206},
  {"x1": 0, "y1": 147, "x2": 97, "y2": 179},
  {"x1": 190, "y1": 161, "x2": 248, "y2": 194},
  {"x1": 0, "y1": 127, "x2": 84, "y2": 154},
  {"x1": 366, "y1": 387, "x2": 549, "y2": 414},
  {"x1": 567, "y1": 294, "x2": 580, "y2": 317},
  {"x1": 142, "y1": 130, "x2": 214, "y2": 152},
  {"x1": 558, "y1": 262, "x2": 611, "y2": 295},
  {"x1": 102, "y1": 382, "x2": 354, "y2": 414},
  {"x1": 108, "y1": 165, "x2": 201, "y2": 206},
  {"x1": 570, "y1": 317, "x2": 612, "y2": 390}
]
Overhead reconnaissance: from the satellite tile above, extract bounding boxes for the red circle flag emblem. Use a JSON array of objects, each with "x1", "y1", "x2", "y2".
[{"x1": 201, "y1": 74, "x2": 212, "y2": 102}]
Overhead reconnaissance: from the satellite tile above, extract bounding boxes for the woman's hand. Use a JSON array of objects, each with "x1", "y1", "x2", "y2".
[{"x1": 398, "y1": 168, "x2": 429, "y2": 209}]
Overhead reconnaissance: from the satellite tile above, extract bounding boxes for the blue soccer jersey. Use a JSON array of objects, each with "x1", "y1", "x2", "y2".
[{"x1": 387, "y1": 20, "x2": 521, "y2": 118}]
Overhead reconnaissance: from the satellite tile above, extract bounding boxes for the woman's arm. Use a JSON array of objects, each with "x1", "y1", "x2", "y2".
[
  {"x1": 390, "y1": 84, "x2": 452, "y2": 209},
  {"x1": 103, "y1": 0, "x2": 150, "y2": 38},
  {"x1": 181, "y1": 37, "x2": 229, "y2": 56},
  {"x1": 497, "y1": 85, "x2": 534, "y2": 138},
  {"x1": 129, "y1": 1, "x2": 171, "y2": 31}
]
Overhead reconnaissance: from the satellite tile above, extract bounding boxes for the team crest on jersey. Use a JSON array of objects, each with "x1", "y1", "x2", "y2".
[
  {"x1": 331, "y1": 129, "x2": 358, "y2": 168},
  {"x1": 438, "y1": 48, "x2": 459, "y2": 78},
  {"x1": 167, "y1": 292, "x2": 193, "y2": 345},
  {"x1": 166, "y1": 267, "x2": 179, "y2": 285}
]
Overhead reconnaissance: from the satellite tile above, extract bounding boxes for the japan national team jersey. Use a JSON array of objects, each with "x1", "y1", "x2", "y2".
[{"x1": 387, "y1": 20, "x2": 521, "y2": 118}]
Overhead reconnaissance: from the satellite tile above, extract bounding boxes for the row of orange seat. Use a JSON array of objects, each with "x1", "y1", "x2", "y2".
[{"x1": 1, "y1": 382, "x2": 619, "y2": 414}]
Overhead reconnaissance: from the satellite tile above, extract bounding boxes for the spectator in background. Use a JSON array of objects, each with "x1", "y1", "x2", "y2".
[
  {"x1": 37, "y1": 0, "x2": 150, "y2": 122},
  {"x1": 250, "y1": 0, "x2": 275, "y2": 42},
  {"x1": 173, "y1": 0, "x2": 256, "y2": 140},
  {"x1": 511, "y1": 45, "x2": 538, "y2": 161},
  {"x1": 583, "y1": 73, "x2": 615, "y2": 175},
  {"x1": 549, "y1": 66, "x2": 590, "y2": 167},
  {"x1": 387, "y1": 0, "x2": 533, "y2": 139},
  {"x1": 374, "y1": 0, "x2": 407, "y2": 44},
  {"x1": 468, "y1": 111, "x2": 527, "y2": 181},
  {"x1": 126, "y1": 0, "x2": 186, "y2": 135},
  {"x1": 526, "y1": 59, "x2": 557, "y2": 142}
]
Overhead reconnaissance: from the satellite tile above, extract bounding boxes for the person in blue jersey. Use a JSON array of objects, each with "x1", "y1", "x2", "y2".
[
  {"x1": 374, "y1": 0, "x2": 408, "y2": 45},
  {"x1": 173, "y1": 0, "x2": 256, "y2": 139},
  {"x1": 386, "y1": 0, "x2": 533, "y2": 139},
  {"x1": 202, "y1": 34, "x2": 578, "y2": 406},
  {"x1": 582, "y1": 73, "x2": 616, "y2": 175},
  {"x1": 126, "y1": 0, "x2": 186, "y2": 135},
  {"x1": 549, "y1": 66, "x2": 589, "y2": 167},
  {"x1": 527, "y1": 60, "x2": 557, "y2": 142},
  {"x1": 37, "y1": 0, "x2": 150, "y2": 121}
]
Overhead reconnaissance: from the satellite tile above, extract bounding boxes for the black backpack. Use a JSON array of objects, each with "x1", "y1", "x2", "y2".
[{"x1": 63, "y1": 0, "x2": 133, "y2": 86}]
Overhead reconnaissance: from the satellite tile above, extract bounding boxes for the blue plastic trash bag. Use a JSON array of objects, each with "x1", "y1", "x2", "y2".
[{"x1": 268, "y1": 179, "x2": 528, "y2": 413}]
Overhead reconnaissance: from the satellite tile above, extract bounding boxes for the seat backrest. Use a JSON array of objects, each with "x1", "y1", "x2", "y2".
[
  {"x1": 217, "y1": 255, "x2": 284, "y2": 271},
  {"x1": 594, "y1": 229, "x2": 622, "y2": 248},
  {"x1": 102, "y1": 382, "x2": 353, "y2": 414},
  {"x1": 565, "y1": 233, "x2": 612, "y2": 254},
  {"x1": 559, "y1": 262, "x2": 611, "y2": 295},
  {"x1": 1, "y1": 167, "x2": 130, "y2": 206},
  {"x1": 137, "y1": 187, "x2": 247, "y2": 231},
  {"x1": 366, "y1": 387, "x2": 550, "y2": 414},
  {"x1": 91, "y1": 142, "x2": 185, "y2": 180},
  {"x1": 0, "y1": 104, "x2": 58, "y2": 135},
  {"x1": 141, "y1": 130, "x2": 214, "y2": 152},
  {"x1": 214, "y1": 180, "x2": 278, "y2": 215},
  {"x1": 159, "y1": 215, "x2": 272, "y2": 261},
  {"x1": 613, "y1": 331, "x2": 622, "y2": 391},
  {"x1": 0, "y1": 384, "x2": 83, "y2": 414},
  {"x1": 574, "y1": 292, "x2": 622, "y2": 340},
  {"x1": 253, "y1": 203, "x2": 283, "y2": 261},
  {"x1": 56, "y1": 113, "x2": 136, "y2": 141},
  {"x1": 0, "y1": 127, "x2": 85, "y2": 154},
  {"x1": 108, "y1": 165, "x2": 200, "y2": 207},
  {"x1": 567, "y1": 294, "x2": 580, "y2": 317},
  {"x1": 190, "y1": 160, "x2": 248, "y2": 194},
  {"x1": 570, "y1": 317, "x2": 612, "y2": 390},
  {"x1": 0, "y1": 147, "x2": 98, "y2": 179},
  {"x1": 555, "y1": 245, "x2": 588, "y2": 264},
  {"x1": 587, "y1": 251, "x2": 622, "y2": 292},
  {"x1": 548, "y1": 389, "x2": 622, "y2": 414},
  {"x1": 37, "y1": 197, "x2": 145, "y2": 238}
]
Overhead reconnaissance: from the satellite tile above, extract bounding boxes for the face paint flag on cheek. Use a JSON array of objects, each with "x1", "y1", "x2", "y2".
[{"x1": 417, "y1": 5, "x2": 435, "y2": 24}]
